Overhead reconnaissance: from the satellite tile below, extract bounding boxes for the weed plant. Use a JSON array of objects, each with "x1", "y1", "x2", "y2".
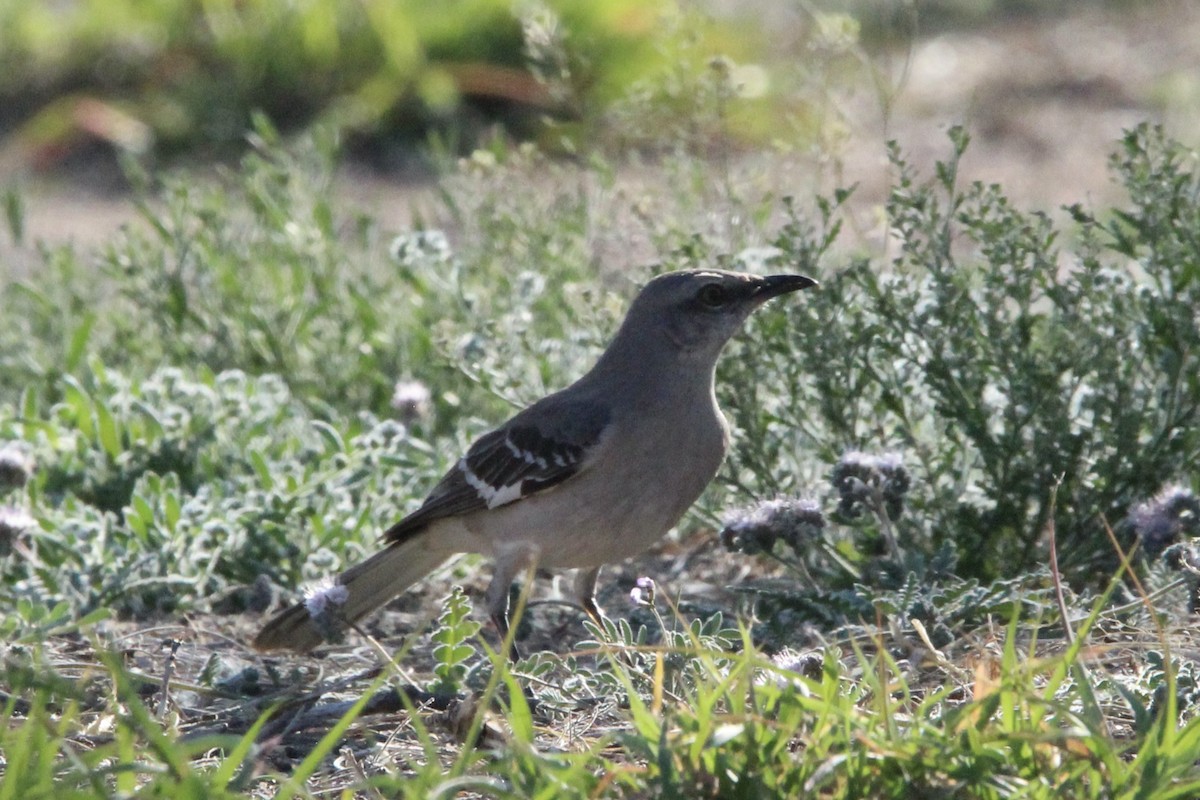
[{"x1": 718, "y1": 125, "x2": 1200, "y2": 585}]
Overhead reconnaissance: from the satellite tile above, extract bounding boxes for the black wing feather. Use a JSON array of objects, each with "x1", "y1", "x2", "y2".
[{"x1": 383, "y1": 397, "x2": 610, "y2": 544}]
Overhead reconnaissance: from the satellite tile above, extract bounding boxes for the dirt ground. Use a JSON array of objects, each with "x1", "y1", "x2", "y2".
[{"x1": 1, "y1": 2, "x2": 1196, "y2": 267}]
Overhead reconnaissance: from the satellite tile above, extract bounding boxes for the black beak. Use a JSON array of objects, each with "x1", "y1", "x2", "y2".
[{"x1": 753, "y1": 273, "x2": 818, "y2": 301}]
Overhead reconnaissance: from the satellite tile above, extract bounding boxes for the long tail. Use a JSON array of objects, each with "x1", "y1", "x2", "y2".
[{"x1": 254, "y1": 534, "x2": 450, "y2": 653}]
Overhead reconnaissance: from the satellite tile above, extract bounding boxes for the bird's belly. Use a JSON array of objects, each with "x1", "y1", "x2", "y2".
[
  {"x1": 533, "y1": 489, "x2": 682, "y2": 567},
  {"x1": 460, "y1": 427, "x2": 724, "y2": 568}
]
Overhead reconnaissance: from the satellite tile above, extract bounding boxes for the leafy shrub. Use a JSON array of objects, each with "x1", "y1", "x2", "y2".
[
  {"x1": 2, "y1": 122, "x2": 1198, "y2": 628},
  {"x1": 0, "y1": 121, "x2": 605, "y2": 424},
  {"x1": 717, "y1": 123, "x2": 1200, "y2": 587},
  {"x1": 0, "y1": 364, "x2": 454, "y2": 620}
]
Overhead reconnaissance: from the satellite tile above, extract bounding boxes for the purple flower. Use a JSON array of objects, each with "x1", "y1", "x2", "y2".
[
  {"x1": 1129, "y1": 485, "x2": 1200, "y2": 558},
  {"x1": 0, "y1": 506, "x2": 35, "y2": 556},
  {"x1": 831, "y1": 451, "x2": 911, "y2": 520},
  {"x1": 0, "y1": 443, "x2": 33, "y2": 489},
  {"x1": 720, "y1": 497, "x2": 826, "y2": 555},
  {"x1": 629, "y1": 576, "x2": 656, "y2": 607},
  {"x1": 391, "y1": 380, "x2": 432, "y2": 422},
  {"x1": 304, "y1": 580, "x2": 351, "y2": 644}
]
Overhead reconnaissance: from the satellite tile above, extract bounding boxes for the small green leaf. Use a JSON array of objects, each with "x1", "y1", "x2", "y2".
[
  {"x1": 71, "y1": 607, "x2": 113, "y2": 628},
  {"x1": 19, "y1": 385, "x2": 37, "y2": 422},
  {"x1": 3, "y1": 187, "x2": 25, "y2": 245},
  {"x1": 311, "y1": 420, "x2": 344, "y2": 452},
  {"x1": 132, "y1": 399, "x2": 166, "y2": 439},
  {"x1": 94, "y1": 399, "x2": 122, "y2": 459},
  {"x1": 60, "y1": 376, "x2": 92, "y2": 428},
  {"x1": 502, "y1": 668, "x2": 534, "y2": 743},
  {"x1": 65, "y1": 312, "x2": 96, "y2": 372},
  {"x1": 164, "y1": 490, "x2": 181, "y2": 531},
  {"x1": 249, "y1": 449, "x2": 273, "y2": 488},
  {"x1": 129, "y1": 495, "x2": 153, "y2": 538}
]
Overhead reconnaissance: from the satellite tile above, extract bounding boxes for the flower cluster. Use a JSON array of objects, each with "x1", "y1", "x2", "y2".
[
  {"x1": 0, "y1": 443, "x2": 34, "y2": 490},
  {"x1": 388, "y1": 229, "x2": 452, "y2": 268},
  {"x1": 304, "y1": 580, "x2": 351, "y2": 644},
  {"x1": 831, "y1": 451, "x2": 911, "y2": 521},
  {"x1": 720, "y1": 497, "x2": 826, "y2": 555},
  {"x1": 1130, "y1": 485, "x2": 1200, "y2": 558},
  {"x1": 391, "y1": 379, "x2": 432, "y2": 423},
  {"x1": 629, "y1": 576, "x2": 657, "y2": 608},
  {"x1": 771, "y1": 648, "x2": 825, "y2": 684},
  {"x1": 0, "y1": 506, "x2": 35, "y2": 556}
]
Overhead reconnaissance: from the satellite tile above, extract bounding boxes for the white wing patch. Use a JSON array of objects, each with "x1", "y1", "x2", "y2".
[
  {"x1": 459, "y1": 456, "x2": 526, "y2": 509},
  {"x1": 459, "y1": 429, "x2": 589, "y2": 510},
  {"x1": 382, "y1": 398, "x2": 612, "y2": 545}
]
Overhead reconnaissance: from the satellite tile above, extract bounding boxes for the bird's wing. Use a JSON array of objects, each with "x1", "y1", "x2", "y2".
[{"x1": 383, "y1": 395, "x2": 613, "y2": 544}]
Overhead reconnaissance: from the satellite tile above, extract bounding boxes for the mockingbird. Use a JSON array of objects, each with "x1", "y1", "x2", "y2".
[{"x1": 254, "y1": 269, "x2": 817, "y2": 653}]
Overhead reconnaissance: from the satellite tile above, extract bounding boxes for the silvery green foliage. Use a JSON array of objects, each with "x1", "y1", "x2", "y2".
[
  {"x1": 719, "y1": 124, "x2": 1199, "y2": 584},
  {"x1": 430, "y1": 586, "x2": 482, "y2": 695},
  {"x1": 0, "y1": 366, "x2": 446, "y2": 620}
]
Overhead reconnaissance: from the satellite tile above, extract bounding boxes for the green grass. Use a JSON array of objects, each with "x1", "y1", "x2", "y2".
[
  {"x1": 6, "y1": 590, "x2": 1200, "y2": 798},
  {"x1": 1, "y1": 68, "x2": 1200, "y2": 798}
]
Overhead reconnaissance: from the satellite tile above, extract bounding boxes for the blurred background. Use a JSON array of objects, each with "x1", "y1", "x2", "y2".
[{"x1": 0, "y1": 0, "x2": 1196, "y2": 251}]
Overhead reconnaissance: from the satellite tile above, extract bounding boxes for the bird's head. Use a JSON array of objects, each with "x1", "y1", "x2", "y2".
[{"x1": 619, "y1": 269, "x2": 818, "y2": 361}]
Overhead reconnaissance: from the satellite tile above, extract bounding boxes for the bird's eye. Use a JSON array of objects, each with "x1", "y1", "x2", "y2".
[{"x1": 697, "y1": 283, "x2": 727, "y2": 308}]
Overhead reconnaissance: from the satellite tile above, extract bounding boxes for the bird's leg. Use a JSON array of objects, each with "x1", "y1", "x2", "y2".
[
  {"x1": 488, "y1": 606, "x2": 517, "y2": 658},
  {"x1": 486, "y1": 544, "x2": 540, "y2": 662},
  {"x1": 573, "y1": 566, "x2": 607, "y2": 628}
]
